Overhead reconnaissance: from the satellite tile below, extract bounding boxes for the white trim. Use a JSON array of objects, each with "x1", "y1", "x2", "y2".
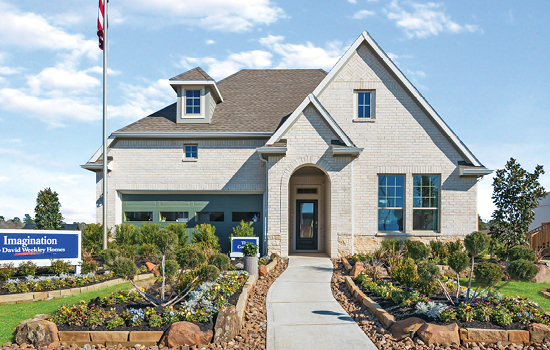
[
  {"x1": 311, "y1": 31, "x2": 483, "y2": 167},
  {"x1": 353, "y1": 90, "x2": 375, "y2": 121},
  {"x1": 87, "y1": 136, "x2": 115, "y2": 163},
  {"x1": 459, "y1": 167, "x2": 493, "y2": 177},
  {"x1": 80, "y1": 162, "x2": 112, "y2": 171},
  {"x1": 331, "y1": 147, "x2": 363, "y2": 156},
  {"x1": 182, "y1": 87, "x2": 205, "y2": 119},
  {"x1": 266, "y1": 94, "x2": 354, "y2": 147},
  {"x1": 170, "y1": 80, "x2": 223, "y2": 102},
  {"x1": 112, "y1": 132, "x2": 272, "y2": 139}
]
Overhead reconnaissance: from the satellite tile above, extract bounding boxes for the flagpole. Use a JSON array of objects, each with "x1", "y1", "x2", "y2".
[{"x1": 102, "y1": 0, "x2": 108, "y2": 250}]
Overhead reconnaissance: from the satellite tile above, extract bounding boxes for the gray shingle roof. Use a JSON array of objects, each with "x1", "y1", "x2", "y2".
[
  {"x1": 169, "y1": 67, "x2": 213, "y2": 81},
  {"x1": 116, "y1": 69, "x2": 327, "y2": 133}
]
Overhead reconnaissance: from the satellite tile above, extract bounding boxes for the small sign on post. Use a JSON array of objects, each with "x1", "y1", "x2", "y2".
[
  {"x1": 0, "y1": 229, "x2": 82, "y2": 272},
  {"x1": 230, "y1": 237, "x2": 260, "y2": 258}
]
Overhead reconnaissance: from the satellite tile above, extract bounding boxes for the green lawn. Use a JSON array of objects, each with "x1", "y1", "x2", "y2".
[
  {"x1": 458, "y1": 278, "x2": 550, "y2": 311},
  {"x1": 0, "y1": 282, "x2": 131, "y2": 344}
]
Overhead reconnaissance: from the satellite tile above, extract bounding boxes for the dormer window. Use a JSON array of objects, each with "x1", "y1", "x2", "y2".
[{"x1": 185, "y1": 90, "x2": 201, "y2": 115}]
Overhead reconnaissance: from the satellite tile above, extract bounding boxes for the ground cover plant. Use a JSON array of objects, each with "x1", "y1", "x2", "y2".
[{"x1": 1, "y1": 272, "x2": 115, "y2": 294}]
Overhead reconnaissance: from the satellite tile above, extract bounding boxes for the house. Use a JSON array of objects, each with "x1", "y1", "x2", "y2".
[
  {"x1": 530, "y1": 195, "x2": 550, "y2": 231},
  {"x1": 82, "y1": 32, "x2": 491, "y2": 258}
]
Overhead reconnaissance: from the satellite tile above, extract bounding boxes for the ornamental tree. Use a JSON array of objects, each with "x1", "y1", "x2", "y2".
[
  {"x1": 34, "y1": 188, "x2": 64, "y2": 230},
  {"x1": 490, "y1": 158, "x2": 546, "y2": 248}
]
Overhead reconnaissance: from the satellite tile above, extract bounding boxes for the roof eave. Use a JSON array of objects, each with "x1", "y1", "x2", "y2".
[
  {"x1": 257, "y1": 146, "x2": 287, "y2": 161},
  {"x1": 331, "y1": 147, "x2": 363, "y2": 157},
  {"x1": 112, "y1": 132, "x2": 272, "y2": 139},
  {"x1": 459, "y1": 166, "x2": 493, "y2": 177}
]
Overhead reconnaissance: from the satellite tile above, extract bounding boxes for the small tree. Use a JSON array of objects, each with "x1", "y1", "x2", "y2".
[
  {"x1": 490, "y1": 158, "x2": 546, "y2": 248},
  {"x1": 12, "y1": 217, "x2": 21, "y2": 223},
  {"x1": 23, "y1": 214, "x2": 35, "y2": 224},
  {"x1": 231, "y1": 220, "x2": 255, "y2": 240},
  {"x1": 34, "y1": 188, "x2": 64, "y2": 230},
  {"x1": 464, "y1": 231, "x2": 489, "y2": 301},
  {"x1": 193, "y1": 224, "x2": 220, "y2": 254},
  {"x1": 82, "y1": 223, "x2": 109, "y2": 254},
  {"x1": 448, "y1": 250, "x2": 469, "y2": 303},
  {"x1": 472, "y1": 261, "x2": 503, "y2": 299}
]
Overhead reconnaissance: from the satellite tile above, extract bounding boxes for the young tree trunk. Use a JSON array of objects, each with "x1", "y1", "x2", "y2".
[
  {"x1": 456, "y1": 272, "x2": 461, "y2": 304},
  {"x1": 466, "y1": 257, "x2": 474, "y2": 301},
  {"x1": 161, "y1": 254, "x2": 166, "y2": 302}
]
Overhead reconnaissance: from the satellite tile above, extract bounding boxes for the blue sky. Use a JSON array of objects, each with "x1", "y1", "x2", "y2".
[{"x1": 0, "y1": 0, "x2": 548, "y2": 223}]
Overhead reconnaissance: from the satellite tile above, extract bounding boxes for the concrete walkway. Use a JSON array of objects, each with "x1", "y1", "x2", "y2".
[{"x1": 266, "y1": 256, "x2": 377, "y2": 350}]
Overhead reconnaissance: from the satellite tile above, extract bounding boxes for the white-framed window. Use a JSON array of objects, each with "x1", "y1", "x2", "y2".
[
  {"x1": 355, "y1": 91, "x2": 375, "y2": 119},
  {"x1": 413, "y1": 175, "x2": 440, "y2": 231},
  {"x1": 184, "y1": 144, "x2": 198, "y2": 160},
  {"x1": 185, "y1": 89, "x2": 201, "y2": 115},
  {"x1": 378, "y1": 175, "x2": 404, "y2": 232}
]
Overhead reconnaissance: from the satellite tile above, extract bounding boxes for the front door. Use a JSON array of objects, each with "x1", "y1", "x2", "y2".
[{"x1": 296, "y1": 200, "x2": 318, "y2": 250}]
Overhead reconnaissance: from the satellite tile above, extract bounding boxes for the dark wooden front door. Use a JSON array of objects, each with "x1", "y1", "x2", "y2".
[{"x1": 296, "y1": 200, "x2": 318, "y2": 250}]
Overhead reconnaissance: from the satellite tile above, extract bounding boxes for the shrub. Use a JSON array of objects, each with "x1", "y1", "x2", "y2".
[
  {"x1": 464, "y1": 231, "x2": 489, "y2": 258},
  {"x1": 507, "y1": 259, "x2": 538, "y2": 282},
  {"x1": 488, "y1": 236, "x2": 507, "y2": 260},
  {"x1": 139, "y1": 243, "x2": 159, "y2": 262},
  {"x1": 209, "y1": 252, "x2": 231, "y2": 271},
  {"x1": 416, "y1": 280, "x2": 439, "y2": 297},
  {"x1": 99, "y1": 249, "x2": 121, "y2": 268},
  {"x1": 18, "y1": 261, "x2": 37, "y2": 277},
  {"x1": 164, "y1": 260, "x2": 180, "y2": 279},
  {"x1": 507, "y1": 246, "x2": 536, "y2": 262},
  {"x1": 165, "y1": 223, "x2": 188, "y2": 247},
  {"x1": 430, "y1": 241, "x2": 448, "y2": 260},
  {"x1": 111, "y1": 257, "x2": 137, "y2": 280},
  {"x1": 82, "y1": 223, "x2": 109, "y2": 253},
  {"x1": 193, "y1": 224, "x2": 220, "y2": 252},
  {"x1": 405, "y1": 240, "x2": 430, "y2": 261},
  {"x1": 381, "y1": 238, "x2": 406, "y2": 253},
  {"x1": 473, "y1": 261, "x2": 503, "y2": 288},
  {"x1": 81, "y1": 260, "x2": 98, "y2": 274},
  {"x1": 391, "y1": 258, "x2": 418, "y2": 288},
  {"x1": 113, "y1": 224, "x2": 139, "y2": 255},
  {"x1": 139, "y1": 223, "x2": 160, "y2": 245},
  {"x1": 156, "y1": 229, "x2": 179, "y2": 256},
  {"x1": 197, "y1": 264, "x2": 220, "y2": 283},
  {"x1": 242, "y1": 242, "x2": 258, "y2": 257},
  {"x1": 231, "y1": 220, "x2": 255, "y2": 238},
  {"x1": 0, "y1": 263, "x2": 16, "y2": 281},
  {"x1": 446, "y1": 240, "x2": 464, "y2": 254},
  {"x1": 48, "y1": 260, "x2": 71, "y2": 276},
  {"x1": 417, "y1": 260, "x2": 439, "y2": 283},
  {"x1": 448, "y1": 251, "x2": 469, "y2": 274},
  {"x1": 176, "y1": 245, "x2": 207, "y2": 270}
]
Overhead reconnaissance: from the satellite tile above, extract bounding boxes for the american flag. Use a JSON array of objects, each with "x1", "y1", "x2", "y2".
[{"x1": 97, "y1": 0, "x2": 108, "y2": 50}]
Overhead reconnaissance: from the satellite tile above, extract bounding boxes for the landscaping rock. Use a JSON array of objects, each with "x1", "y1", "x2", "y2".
[
  {"x1": 258, "y1": 265, "x2": 268, "y2": 278},
  {"x1": 350, "y1": 261, "x2": 364, "y2": 278},
  {"x1": 534, "y1": 265, "x2": 550, "y2": 283},
  {"x1": 15, "y1": 320, "x2": 59, "y2": 348},
  {"x1": 161, "y1": 322, "x2": 213, "y2": 348},
  {"x1": 213, "y1": 306, "x2": 240, "y2": 343},
  {"x1": 508, "y1": 330, "x2": 530, "y2": 344},
  {"x1": 466, "y1": 328, "x2": 508, "y2": 343},
  {"x1": 389, "y1": 317, "x2": 427, "y2": 340},
  {"x1": 145, "y1": 262, "x2": 157, "y2": 273},
  {"x1": 529, "y1": 323, "x2": 550, "y2": 343},
  {"x1": 417, "y1": 323, "x2": 460, "y2": 346}
]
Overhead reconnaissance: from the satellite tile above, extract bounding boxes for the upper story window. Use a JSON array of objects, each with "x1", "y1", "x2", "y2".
[
  {"x1": 378, "y1": 175, "x2": 404, "y2": 232},
  {"x1": 357, "y1": 91, "x2": 374, "y2": 119},
  {"x1": 184, "y1": 145, "x2": 198, "y2": 159},
  {"x1": 185, "y1": 89, "x2": 201, "y2": 115},
  {"x1": 413, "y1": 175, "x2": 440, "y2": 231}
]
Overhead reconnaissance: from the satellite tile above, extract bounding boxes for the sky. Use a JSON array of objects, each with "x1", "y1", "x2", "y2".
[{"x1": 0, "y1": 0, "x2": 548, "y2": 224}]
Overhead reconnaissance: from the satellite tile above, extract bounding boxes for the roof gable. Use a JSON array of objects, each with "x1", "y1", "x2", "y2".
[{"x1": 170, "y1": 67, "x2": 213, "y2": 81}]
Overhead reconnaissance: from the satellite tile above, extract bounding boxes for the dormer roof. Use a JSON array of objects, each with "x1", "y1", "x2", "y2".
[{"x1": 169, "y1": 67, "x2": 213, "y2": 81}]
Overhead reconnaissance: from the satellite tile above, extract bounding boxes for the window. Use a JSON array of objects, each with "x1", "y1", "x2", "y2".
[
  {"x1": 232, "y1": 212, "x2": 261, "y2": 222},
  {"x1": 297, "y1": 188, "x2": 317, "y2": 194},
  {"x1": 357, "y1": 91, "x2": 374, "y2": 119},
  {"x1": 413, "y1": 175, "x2": 440, "y2": 231},
  {"x1": 185, "y1": 89, "x2": 201, "y2": 114},
  {"x1": 124, "y1": 211, "x2": 153, "y2": 222},
  {"x1": 160, "y1": 212, "x2": 189, "y2": 222},
  {"x1": 184, "y1": 145, "x2": 198, "y2": 159},
  {"x1": 198, "y1": 212, "x2": 224, "y2": 222},
  {"x1": 378, "y1": 175, "x2": 404, "y2": 231}
]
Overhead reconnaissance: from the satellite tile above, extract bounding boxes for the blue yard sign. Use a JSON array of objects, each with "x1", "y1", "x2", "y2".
[
  {"x1": 230, "y1": 237, "x2": 260, "y2": 258},
  {"x1": 0, "y1": 229, "x2": 81, "y2": 268}
]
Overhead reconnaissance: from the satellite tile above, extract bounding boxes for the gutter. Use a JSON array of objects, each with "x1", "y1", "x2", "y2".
[
  {"x1": 257, "y1": 152, "x2": 269, "y2": 256},
  {"x1": 112, "y1": 132, "x2": 273, "y2": 139},
  {"x1": 459, "y1": 166, "x2": 493, "y2": 177}
]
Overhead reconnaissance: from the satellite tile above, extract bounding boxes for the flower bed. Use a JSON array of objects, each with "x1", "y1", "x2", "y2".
[
  {"x1": 355, "y1": 273, "x2": 549, "y2": 330},
  {"x1": 0, "y1": 272, "x2": 116, "y2": 295},
  {"x1": 50, "y1": 270, "x2": 248, "y2": 332}
]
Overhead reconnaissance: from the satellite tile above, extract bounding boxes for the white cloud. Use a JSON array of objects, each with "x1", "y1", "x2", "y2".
[
  {"x1": 0, "y1": 66, "x2": 23, "y2": 75},
  {"x1": 353, "y1": 10, "x2": 375, "y2": 19},
  {"x1": 386, "y1": 1, "x2": 479, "y2": 39},
  {"x1": 206, "y1": 40, "x2": 216, "y2": 45},
  {"x1": 121, "y1": 0, "x2": 285, "y2": 32},
  {"x1": 387, "y1": 52, "x2": 399, "y2": 61},
  {"x1": 181, "y1": 50, "x2": 273, "y2": 80},
  {"x1": 348, "y1": 0, "x2": 357, "y2": 3},
  {"x1": 406, "y1": 69, "x2": 426, "y2": 79},
  {"x1": 259, "y1": 35, "x2": 345, "y2": 70},
  {"x1": 109, "y1": 79, "x2": 174, "y2": 121},
  {"x1": 0, "y1": 176, "x2": 8, "y2": 182},
  {"x1": 0, "y1": 2, "x2": 98, "y2": 60},
  {"x1": 27, "y1": 66, "x2": 101, "y2": 95}
]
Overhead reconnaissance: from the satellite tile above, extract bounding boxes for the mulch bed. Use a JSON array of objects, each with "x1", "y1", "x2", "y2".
[
  {"x1": 0, "y1": 275, "x2": 123, "y2": 296},
  {"x1": 359, "y1": 285, "x2": 527, "y2": 330}
]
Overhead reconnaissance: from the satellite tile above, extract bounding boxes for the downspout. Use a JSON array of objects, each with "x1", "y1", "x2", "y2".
[
  {"x1": 258, "y1": 152, "x2": 269, "y2": 256},
  {"x1": 350, "y1": 156, "x2": 359, "y2": 255}
]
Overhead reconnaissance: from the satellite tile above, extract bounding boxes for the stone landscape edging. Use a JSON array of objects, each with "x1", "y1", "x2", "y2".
[
  {"x1": 343, "y1": 272, "x2": 536, "y2": 345},
  {"x1": 0, "y1": 273, "x2": 153, "y2": 305}
]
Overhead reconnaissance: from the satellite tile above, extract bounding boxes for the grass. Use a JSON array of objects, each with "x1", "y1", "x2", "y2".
[
  {"x1": 458, "y1": 277, "x2": 550, "y2": 311},
  {"x1": 0, "y1": 282, "x2": 131, "y2": 345}
]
